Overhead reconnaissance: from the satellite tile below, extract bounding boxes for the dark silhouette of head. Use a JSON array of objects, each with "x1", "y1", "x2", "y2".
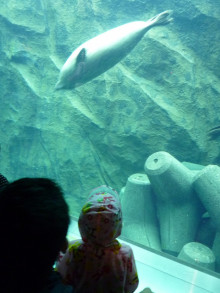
[
  {"x1": 0, "y1": 178, "x2": 70, "y2": 292},
  {"x1": 0, "y1": 173, "x2": 9, "y2": 191}
]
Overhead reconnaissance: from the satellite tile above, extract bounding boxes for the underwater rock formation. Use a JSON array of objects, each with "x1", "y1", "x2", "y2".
[
  {"x1": 144, "y1": 151, "x2": 203, "y2": 255},
  {"x1": 212, "y1": 233, "x2": 220, "y2": 273},
  {"x1": 195, "y1": 212, "x2": 216, "y2": 248},
  {"x1": 0, "y1": 0, "x2": 220, "y2": 217},
  {"x1": 193, "y1": 165, "x2": 220, "y2": 231},
  {"x1": 178, "y1": 242, "x2": 216, "y2": 271},
  {"x1": 121, "y1": 151, "x2": 220, "y2": 272},
  {"x1": 120, "y1": 173, "x2": 161, "y2": 250}
]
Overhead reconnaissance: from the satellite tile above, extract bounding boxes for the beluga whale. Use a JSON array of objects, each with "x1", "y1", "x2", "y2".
[{"x1": 55, "y1": 10, "x2": 173, "y2": 90}]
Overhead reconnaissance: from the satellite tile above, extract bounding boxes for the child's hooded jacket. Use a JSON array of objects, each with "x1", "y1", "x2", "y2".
[{"x1": 57, "y1": 186, "x2": 139, "y2": 293}]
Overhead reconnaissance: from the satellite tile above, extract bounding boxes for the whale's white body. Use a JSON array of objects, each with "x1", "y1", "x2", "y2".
[{"x1": 55, "y1": 10, "x2": 172, "y2": 90}]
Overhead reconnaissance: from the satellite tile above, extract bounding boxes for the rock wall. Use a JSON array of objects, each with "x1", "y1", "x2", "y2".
[{"x1": 0, "y1": 0, "x2": 220, "y2": 216}]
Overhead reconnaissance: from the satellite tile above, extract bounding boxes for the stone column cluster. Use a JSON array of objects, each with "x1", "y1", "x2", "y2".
[{"x1": 120, "y1": 151, "x2": 220, "y2": 272}]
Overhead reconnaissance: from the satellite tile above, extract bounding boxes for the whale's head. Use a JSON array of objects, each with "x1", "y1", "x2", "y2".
[
  {"x1": 55, "y1": 68, "x2": 85, "y2": 90},
  {"x1": 55, "y1": 65, "x2": 77, "y2": 90},
  {"x1": 55, "y1": 81, "x2": 63, "y2": 90},
  {"x1": 55, "y1": 48, "x2": 86, "y2": 90},
  {"x1": 55, "y1": 79, "x2": 70, "y2": 90}
]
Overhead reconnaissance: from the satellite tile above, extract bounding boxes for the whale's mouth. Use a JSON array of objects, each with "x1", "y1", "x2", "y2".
[
  {"x1": 55, "y1": 81, "x2": 72, "y2": 90},
  {"x1": 55, "y1": 81, "x2": 63, "y2": 90},
  {"x1": 55, "y1": 80, "x2": 76, "y2": 90}
]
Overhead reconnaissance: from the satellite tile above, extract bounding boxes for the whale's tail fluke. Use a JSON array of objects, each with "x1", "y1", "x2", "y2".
[{"x1": 147, "y1": 10, "x2": 173, "y2": 28}]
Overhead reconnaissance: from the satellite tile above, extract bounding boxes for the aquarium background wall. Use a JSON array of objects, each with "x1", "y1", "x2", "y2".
[{"x1": 0, "y1": 0, "x2": 220, "y2": 216}]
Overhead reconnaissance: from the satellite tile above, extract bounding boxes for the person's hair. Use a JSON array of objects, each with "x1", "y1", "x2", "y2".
[
  {"x1": 0, "y1": 178, "x2": 70, "y2": 292},
  {"x1": 0, "y1": 173, "x2": 9, "y2": 191}
]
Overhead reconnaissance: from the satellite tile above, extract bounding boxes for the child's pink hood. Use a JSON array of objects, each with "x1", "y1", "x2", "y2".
[{"x1": 78, "y1": 185, "x2": 122, "y2": 247}]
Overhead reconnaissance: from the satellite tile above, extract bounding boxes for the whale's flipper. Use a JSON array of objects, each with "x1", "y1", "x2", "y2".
[
  {"x1": 76, "y1": 48, "x2": 86, "y2": 62},
  {"x1": 73, "y1": 48, "x2": 86, "y2": 80}
]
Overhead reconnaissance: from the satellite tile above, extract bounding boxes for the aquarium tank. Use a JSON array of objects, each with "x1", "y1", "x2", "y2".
[{"x1": 0, "y1": 0, "x2": 220, "y2": 290}]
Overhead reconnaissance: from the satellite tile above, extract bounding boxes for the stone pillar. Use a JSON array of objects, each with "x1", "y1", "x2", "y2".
[
  {"x1": 120, "y1": 173, "x2": 161, "y2": 251},
  {"x1": 193, "y1": 165, "x2": 220, "y2": 231},
  {"x1": 178, "y1": 242, "x2": 216, "y2": 271},
  {"x1": 195, "y1": 212, "x2": 216, "y2": 248},
  {"x1": 144, "y1": 151, "x2": 203, "y2": 256},
  {"x1": 212, "y1": 232, "x2": 220, "y2": 273}
]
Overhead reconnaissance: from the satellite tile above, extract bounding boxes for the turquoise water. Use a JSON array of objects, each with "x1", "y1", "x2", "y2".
[{"x1": 0, "y1": 0, "x2": 220, "y2": 283}]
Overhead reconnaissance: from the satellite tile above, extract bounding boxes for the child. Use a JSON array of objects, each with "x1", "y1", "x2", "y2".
[{"x1": 57, "y1": 185, "x2": 139, "y2": 293}]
